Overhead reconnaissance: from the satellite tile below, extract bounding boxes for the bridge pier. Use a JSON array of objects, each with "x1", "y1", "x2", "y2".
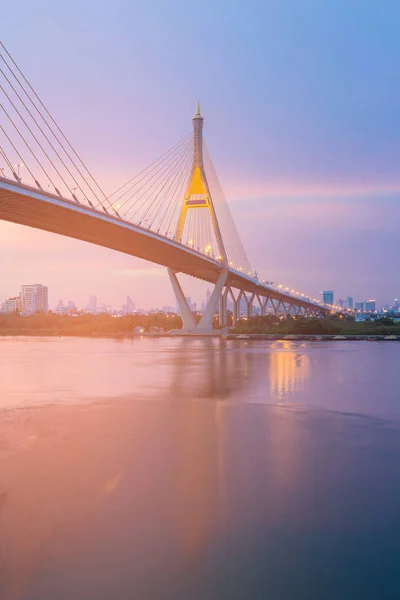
[
  {"x1": 168, "y1": 269, "x2": 197, "y2": 330},
  {"x1": 219, "y1": 287, "x2": 230, "y2": 327},
  {"x1": 169, "y1": 266, "x2": 228, "y2": 333}
]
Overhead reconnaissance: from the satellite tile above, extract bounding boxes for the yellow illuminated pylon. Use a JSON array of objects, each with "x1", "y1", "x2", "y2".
[{"x1": 175, "y1": 102, "x2": 227, "y2": 262}]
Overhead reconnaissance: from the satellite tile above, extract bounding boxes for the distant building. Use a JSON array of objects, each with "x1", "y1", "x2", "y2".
[
  {"x1": 345, "y1": 296, "x2": 354, "y2": 310},
  {"x1": 162, "y1": 306, "x2": 177, "y2": 314},
  {"x1": 354, "y1": 300, "x2": 376, "y2": 313},
  {"x1": 338, "y1": 297, "x2": 354, "y2": 310},
  {"x1": 20, "y1": 284, "x2": 48, "y2": 314},
  {"x1": 390, "y1": 299, "x2": 400, "y2": 313},
  {"x1": 123, "y1": 296, "x2": 135, "y2": 315},
  {"x1": 355, "y1": 312, "x2": 396, "y2": 323},
  {"x1": 365, "y1": 300, "x2": 376, "y2": 312},
  {"x1": 55, "y1": 300, "x2": 66, "y2": 315},
  {"x1": 1, "y1": 296, "x2": 21, "y2": 313},
  {"x1": 322, "y1": 291, "x2": 334, "y2": 305},
  {"x1": 67, "y1": 300, "x2": 77, "y2": 312},
  {"x1": 88, "y1": 295, "x2": 97, "y2": 314},
  {"x1": 97, "y1": 303, "x2": 112, "y2": 314}
]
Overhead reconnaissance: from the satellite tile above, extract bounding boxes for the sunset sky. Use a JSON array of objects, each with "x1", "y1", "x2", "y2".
[{"x1": 2, "y1": 0, "x2": 400, "y2": 309}]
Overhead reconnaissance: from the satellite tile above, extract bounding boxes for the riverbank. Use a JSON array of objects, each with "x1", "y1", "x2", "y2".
[
  {"x1": 0, "y1": 330, "x2": 399, "y2": 341},
  {"x1": 1, "y1": 313, "x2": 400, "y2": 339}
]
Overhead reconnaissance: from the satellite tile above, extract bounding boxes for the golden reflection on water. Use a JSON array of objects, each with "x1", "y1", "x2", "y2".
[{"x1": 269, "y1": 342, "x2": 310, "y2": 399}]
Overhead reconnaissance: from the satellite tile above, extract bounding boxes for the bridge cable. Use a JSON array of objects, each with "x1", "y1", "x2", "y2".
[
  {"x1": 122, "y1": 136, "x2": 193, "y2": 220},
  {"x1": 203, "y1": 141, "x2": 252, "y2": 273},
  {"x1": 158, "y1": 143, "x2": 194, "y2": 239},
  {"x1": 0, "y1": 67, "x2": 95, "y2": 203},
  {"x1": 0, "y1": 43, "x2": 115, "y2": 213},
  {"x1": 108, "y1": 133, "x2": 192, "y2": 207},
  {"x1": 0, "y1": 142, "x2": 17, "y2": 178},
  {"x1": 108, "y1": 131, "x2": 192, "y2": 201},
  {"x1": 116, "y1": 133, "x2": 192, "y2": 212},
  {"x1": 162, "y1": 146, "x2": 194, "y2": 239},
  {"x1": 156, "y1": 145, "x2": 193, "y2": 236},
  {"x1": 147, "y1": 141, "x2": 193, "y2": 231},
  {"x1": 136, "y1": 136, "x2": 193, "y2": 229},
  {"x1": 0, "y1": 116, "x2": 57, "y2": 191},
  {"x1": 0, "y1": 84, "x2": 78, "y2": 196},
  {"x1": 117, "y1": 138, "x2": 190, "y2": 213},
  {"x1": 164, "y1": 149, "x2": 194, "y2": 240}
]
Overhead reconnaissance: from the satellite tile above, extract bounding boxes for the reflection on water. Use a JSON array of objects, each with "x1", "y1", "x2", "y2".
[
  {"x1": 1, "y1": 337, "x2": 400, "y2": 599},
  {"x1": 268, "y1": 342, "x2": 310, "y2": 398}
]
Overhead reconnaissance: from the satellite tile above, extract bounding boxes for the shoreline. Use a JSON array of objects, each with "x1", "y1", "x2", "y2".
[{"x1": 0, "y1": 331, "x2": 398, "y2": 341}]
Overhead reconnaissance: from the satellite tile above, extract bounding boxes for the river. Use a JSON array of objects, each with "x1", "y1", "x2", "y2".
[{"x1": 1, "y1": 337, "x2": 400, "y2": 599}]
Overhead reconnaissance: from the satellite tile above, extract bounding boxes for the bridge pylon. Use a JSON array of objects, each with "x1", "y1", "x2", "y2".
[
  {"x1": 175, "y1": 102, "x2": 227, "y2": 262},
  {"x1": 169, "y1": 102, "x2": 228, "y2": 333}
]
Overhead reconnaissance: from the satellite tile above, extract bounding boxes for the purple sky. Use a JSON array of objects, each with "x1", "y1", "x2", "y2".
[{"x1": 2, "y1": 0, "x2": 400, "y2": 309}]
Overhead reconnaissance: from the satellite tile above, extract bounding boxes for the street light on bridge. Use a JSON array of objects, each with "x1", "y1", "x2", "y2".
[{"x1": 15, "y1": 163, "x2": 24, "y2": 180}]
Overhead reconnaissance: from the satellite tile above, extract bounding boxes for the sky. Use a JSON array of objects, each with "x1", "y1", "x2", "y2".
[{"x1": 2, "y1": 0, "x2": 400, "y2": 309}]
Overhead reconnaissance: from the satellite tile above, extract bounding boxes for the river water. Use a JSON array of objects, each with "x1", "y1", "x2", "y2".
[{"x1": 1, "y1": 337, "x2": 400, "y2": 599}]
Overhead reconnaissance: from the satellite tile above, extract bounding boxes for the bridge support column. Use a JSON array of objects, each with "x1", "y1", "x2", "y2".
[
  {"x1": 279, "y1": 301, "x2": 288, "y2": 317},
  {"x1": 232, "y1": 292, "x2": 239, "y2": 326},
  {"x1": 258, "y1": 295, "x2": 268, "y2": 317},
  {"x1": 219, "y1": 287, "x2": 230, "y2": 327},
  {"x1": 168, "y1": 267, "x2": 228, "y2": 332},
  {"x1": 168, "y1": 269, "x2": 197, "y2": 331},
  {"x1": 246, "y1": 293, "x2": 255, "y2": 318},
  {"x1": 198, "y1": 266, "x2": 228, "y2": 331},
  {"x1": 219, "y1": 296, "x2": 224, "y2": 327}
]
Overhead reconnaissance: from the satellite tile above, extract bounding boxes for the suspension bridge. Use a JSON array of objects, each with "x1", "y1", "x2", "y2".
[{"x1": 0, "y1": 42, "x2": 331, "y2": 331}]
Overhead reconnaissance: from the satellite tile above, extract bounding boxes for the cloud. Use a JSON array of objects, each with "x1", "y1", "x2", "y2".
[
  {"x1": 225, "y1": 179, "x2": 400, "y2": 202},
  {"x1": 232, "y1": 192, "x2": 400, "y2": 233}
]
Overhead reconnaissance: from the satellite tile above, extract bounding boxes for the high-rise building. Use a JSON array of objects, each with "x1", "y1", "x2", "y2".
[
  {"x1": 1, "y1": 296, "x2": 21, "y2": 313},
  {"x1": 88, "y1": 295, "x2": 97, "y2": 314},
  {"x1": 355, "y1": 301, "x2": 365, "y2": 312},
  {"x1": 20, "y1": 284, "x2": 48, "y2": 314},
  {"x1": 339, "y1": 297, "x2": 354, "y2": 310},
  {"x1": 322, "y1": 291, "x2": 334, "y2": 305},
  {"x1": 123, "y1": 296, "x2": 135, "y2": 315},
  {"x1": 365, "y1": 300, "x2": 376, "y2": 312}
]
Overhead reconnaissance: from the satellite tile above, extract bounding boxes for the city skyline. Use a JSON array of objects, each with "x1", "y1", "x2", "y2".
[
  {"x1": 2, "y1": 1, "x2": 400, "y2": 307},
  {"x1": 2, "y1": 283, "x2": 397, "y2": 316}
]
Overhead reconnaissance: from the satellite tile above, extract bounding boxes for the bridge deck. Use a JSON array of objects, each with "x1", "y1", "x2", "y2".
[{"x1": 0, "y1": 178, "x2": 328, "y2": 313}]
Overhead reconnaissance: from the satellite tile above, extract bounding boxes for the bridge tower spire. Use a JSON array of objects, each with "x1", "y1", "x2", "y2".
[{"x1": 175, "y1": 102, "x2": 227, "y2": 263}]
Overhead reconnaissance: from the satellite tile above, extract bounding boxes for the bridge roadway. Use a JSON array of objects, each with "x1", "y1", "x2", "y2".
[{"x1": 0, "y1": 177, "x2": 328, "y2": 315}]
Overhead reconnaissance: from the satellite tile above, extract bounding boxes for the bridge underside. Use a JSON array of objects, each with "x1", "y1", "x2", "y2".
[
  {"x1": 0, "y1": 181, "x2": 329, "y2": 326},
  {"x1": 0, "y1": 182, "x2": 222, "y2": 282}
]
